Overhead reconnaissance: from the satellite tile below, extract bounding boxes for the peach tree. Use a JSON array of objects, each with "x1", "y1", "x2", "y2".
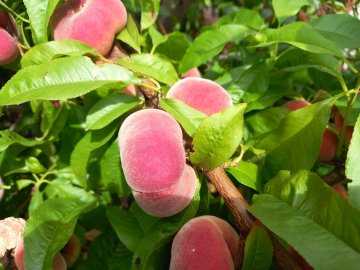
[{"x1": 0, "y1": 0, "x2": 360, "y2": 269}]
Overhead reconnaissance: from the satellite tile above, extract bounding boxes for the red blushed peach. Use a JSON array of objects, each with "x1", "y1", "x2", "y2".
[
  {"x1": 0, "y1": 27, "x2": 18, "y2": 65},
  {"x1": 52, "y1": 0, "x2": 127, "y2": 56},
  {"x1": 182, "y1": 68, "x2": 201, "y2": 78},
  {"x1": 118, "y1": 109, "x2": 186, "y2": 193},
  {"x1": 62, "y1": 235, "x2": 81, "y2": 267},
  {"x1": 133, "y1": 165, "x2": 197, "y2": 217},
  {"x1": 14, "y1": 239, "x2": 67, "y2": 270},
  {"x1": 170, "y1": 216, "x2": 240, "y2": 270},
  {"x1": 285, "y1": 99, "x2": 311, "y2": 111},
  {"x1": 319, "y1": 129, "x2": 338, "y2": 162},
  {"x1": 167, "y1": 78, "x2": 233, "y2": 116}
]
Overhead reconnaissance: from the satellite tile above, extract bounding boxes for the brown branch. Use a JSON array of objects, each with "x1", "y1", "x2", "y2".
[{"x1": 206, "y1": 167, "x2": 302, "y2": 270}]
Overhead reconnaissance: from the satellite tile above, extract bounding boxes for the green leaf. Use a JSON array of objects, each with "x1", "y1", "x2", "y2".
[
  {"x1": 249, "y1": 170, "x2": 360, "y2": 270},
  {"x1": 0, "y1": 56, "x2": 139, "y2": 106},
  {"x1": 107, "y1": 207, "x2": 144, "y2": 252},
  {"x1": 250, "y1": 194, "x2": 360, "y2": 270},
  {"x1": 246, "y1": 107, "x2": 288, "y2": 137},
  {"x1": 180, "y1": 24, "x2": 251, "y2": 73},
  {"x1": 148, "y1": 26, "x2": 167, "y2": 52},
  {"x1": 191, "y1": 104, "x2": 246, "y2": 170},
  {"x1": 23, "y1": 0, "x2": 61, "y2": 43},
  {"x1": 159, "y1": 98, "x2": 207, "y2": 137},
  {"x1": 140, "y1": 0, "x2": 160, "y2": 30},
  {"x1": 0, "y1": 130, "x2": 42, "y2": 153},
  {"x1": 117, "y1": 15, "x2": 142, "y2": 53},
  {"x1": 155, "y1": 32, "x2": 191, "y2": 62},
  {"x1": 85, "y1": 94, "x2": 142, "y2": 130},
  {"x1": 276, "y1": 48, "x2": 342, "y2": 80},
  {"x1": 216, "y1": 8, "x2": 265, "y2": 29},
  {"x1": 346, "y1": 115, "x2": 360, "y2": 209},
  {"x1": 21, "y1": 40, "x2": 96, "y2": 67},
  {"x1": 70, "y1": 122, "x2": 118, "y2": 188},
  {"x1": 262, "y1": 22, "x2": 343, "y2": 57},
  {"x1": 257, "y1": 99, "x2": 333, "y2": 178},
  {"x1": 227, "y1": 161, "x2": 260, "y2": 191},
  {"x1": 272, "y1": 0, "x2": 310, "y2": 22},
  {"x1": 242, "y1": 225, "x2": 273, "y2": 270},
  {"x1": 312, "y1": 14, "x2": 360, "y2": 49},
  {"x1": 118, "y1": 53, "x2": 178, "y2": 85},
  {"x1": 99, "y1": 142, "x2": 131, "y2": 196},
  {"x1": 108, "y1": 180, "x2": 200, "y2": 269},
  {"x1": 24, "y1": 191, "x2": 97, "y2": 270}
]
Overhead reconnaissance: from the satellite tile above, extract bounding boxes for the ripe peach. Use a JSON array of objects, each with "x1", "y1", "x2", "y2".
[
  {"x1": 133, "y1": 165, "x2": 197, "y2": 217},
  {"x1": 52, "y1": 0, "x2": 127, "y2": 55},
  {"x1": 319, "y1": 129, "x2": 338, "y2": 162},
  {"x1": 285, "y1": 99, "x2": 311, "y2": 111},
  {"x1": 170, "y1": 216, "x2": 240, "y2": 270},
  {"x1": 167, "y1": 78, "x2": 233, "y2": 115},
  {"x1": 182, "y1": 68, "x2": 201, "y2": 78},
  {"x1": 14, "y1": 239, "x2": 67, "y2": 270},
  {"x1": 118, "y1": 109, "x2": 186, "y2": 193},
  {"x1": 0, "y1": 27, "x2": 18, "y2": 65},
  {"x1": 62, "y1": 235, "x2": 81, "y2": 267}
]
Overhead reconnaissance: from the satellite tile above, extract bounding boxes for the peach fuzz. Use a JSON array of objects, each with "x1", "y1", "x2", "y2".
[
  {"x1": 182, "y1": 68, "x2": 201, "y2": 78},
  {"x1": 167, "y1": 78, "x2": 233, "y2": 116},
  {"x1": 0, "y1": 27, "x2": 18, "y2": 65},
  {"x1": 170, "y1": 216, "x2": 240, "y2": 270},
  {"x1": 14, "y1": 239, "x2": 67, "y2": 270},
  {"x1": 133, "y1": 165, "x2": 197, "y2": 217},
  {"x1": 118, "y1": 109, "x2": 185, "y2": 193},
  {"x1": 52, "y1": 0, "x2": 127, "y2": 56}
]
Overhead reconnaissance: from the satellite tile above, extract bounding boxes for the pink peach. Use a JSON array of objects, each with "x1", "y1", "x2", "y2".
[
  {"x1": 170, "y1": 216, "x2": 240, "y2": 270},
  {"x1": 133, "y1": 165, "x2": 197, "y2": 217},
  {"x1": 52, "y1": 0, "x2": 127, "y2": 55},
  {"x1": 182, "y1": 68, "x2": 201, "y2": 78},
  {"x1": 0, "y1": 27, "x2": 18, "y2": 65},
  {"x1": 118, "y1": 109, "x2": 185, "y2": 193},
  {"x1": 167, "y1": 78, "x2": 233, "y2": 115}
]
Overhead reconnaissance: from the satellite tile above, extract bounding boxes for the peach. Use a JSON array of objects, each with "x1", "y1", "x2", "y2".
[
  {"x1": 0, "y1": 27, "x2": 18, "y2": 65},
  {"x1": 285, "y1": 99, "x2": 311, "y2": 111},
  {"x1": 170, "y1": 216, "x2": 240, "y2": 270},
  {"x1": 62, "y1": 235, "x2": 81, "y2": 267},
  {"x1": 118, "y1": 109, "x2": 186, "y2": 193},
  {"x1": 319, "y1": 129, "x2": 338, "y2": 162},
  {"x1": 167, "y1": 78, "x2": 233, "y2": 115},
  {"x1": 133, "y1": 165, "x2": 197, "y2": 217},
  {"x1": 14, "y1": 239, "x2": 67, "y2": 270},
  {"x1": 182, "y1": 68, "x2": 201, "y2": 78},
  {"x1": 52, "y1": 0, "x2": 127, "y2": 55}
]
